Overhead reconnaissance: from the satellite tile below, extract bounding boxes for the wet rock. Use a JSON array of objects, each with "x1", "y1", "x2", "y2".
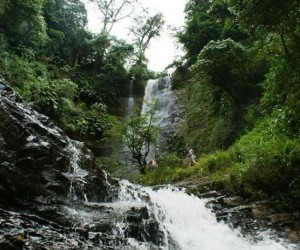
[
  {"x1": 269, "y1": 213, "x2": 294, "y2": 224},
  {"x1": 177, "y1": 174, "x2": 300, "y2": 246},
  {"x1": 0, "y1": 79, "x2": 115, "y2": 209},
  {"x1": 0, "y1": 79, "x2": 163, "y2": 249},
  {"x1": 286, "y1": 229, "x2": 300, "y2": 243}
]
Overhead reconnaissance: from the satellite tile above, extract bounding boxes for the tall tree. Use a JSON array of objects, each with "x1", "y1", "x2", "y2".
[
  {"x1": 44, "y1": 0, "x2": 90, "y2": 66},
  {"x1": 230, "y1": 0, "x2": 300, "y2": 58},
  {"x1": 115, "y1": 105, "x2": 159, "y2": 173},
  {"x1": 89, "y1": 0, "x2": 137, "y2": 33},
  {"x1": 178, "y1": 0, "x2": 248, "y2": 65},
  {"x1": 130, "y1": 12, "x2": 164, "y2": 54}
]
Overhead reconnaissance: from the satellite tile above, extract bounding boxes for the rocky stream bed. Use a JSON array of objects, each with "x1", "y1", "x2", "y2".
[{"x1": 0, "y1": 77, "x2": 299, "y2": 249}]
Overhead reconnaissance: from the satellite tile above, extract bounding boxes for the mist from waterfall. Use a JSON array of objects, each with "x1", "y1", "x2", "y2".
[{"x1": 124, "y1": 81, "x2": 135, "y2": 118}]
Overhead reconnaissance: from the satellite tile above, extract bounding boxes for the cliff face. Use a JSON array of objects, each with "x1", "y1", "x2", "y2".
[
  {"x1": 0, "y1": 79, "x2": 161, "y2": 249},
  {"x1": 0, "y1": 79, "x2": 117, "y2": 213}
]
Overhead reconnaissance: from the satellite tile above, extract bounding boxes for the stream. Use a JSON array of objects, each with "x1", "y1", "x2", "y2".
[{"x1": 0, "y1": 77, "x2": 298, "y2": 249}]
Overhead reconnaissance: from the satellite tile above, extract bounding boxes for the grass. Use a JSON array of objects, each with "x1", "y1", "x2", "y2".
[{"x1": 131, "y1": 115, "x2": 300, "y2": 211}]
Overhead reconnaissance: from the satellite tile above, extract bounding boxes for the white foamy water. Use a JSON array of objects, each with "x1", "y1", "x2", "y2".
[
  {"x1": 63, "y1": 140, "x2": 89, "y2": 201},
  {"x1": 145, "y1": 187, "x2": 294, "y2": 250},
  {"x1": 116, "y1": 181, "x2": 296, "y2": 250},
  {"x1": 141, "y1": 77, "x2": 178, "y2": 129},
  {"x1": 141, "y1": 77, "x2": 180, "y2": 159}
]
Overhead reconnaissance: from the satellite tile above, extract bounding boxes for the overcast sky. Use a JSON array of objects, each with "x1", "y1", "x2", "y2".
[{"x1": 84, "y1": 0, "x2": 187, "y2": 72}]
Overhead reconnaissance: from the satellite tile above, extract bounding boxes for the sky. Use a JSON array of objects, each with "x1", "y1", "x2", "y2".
[{"x1": 83, "y1": 0, "x2": 187, "y2": 72}]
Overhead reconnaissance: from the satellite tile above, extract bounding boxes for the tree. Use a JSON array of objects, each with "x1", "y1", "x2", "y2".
[
  {"x1": 178, "y1": 0, "x2": 249, "y2": 65},
  {"x1": 0, "y1": 0, "x2": 48, "y2": 48},
  {"x1": 193, "y1": 39, "x2": 258, "y2": 106},
  {"x1": 230, "y1": 0, "x2": 300, "y2": 58},
  {"x1": 90, "y1": 0, "x2": 137, "y2": 33},
  {"x1": 44, "y1": 0, "x2": 91, "y2": 66},
  {"x1": 127, "y1": 12, "x2": 164, "y2": 96},
  {"x1": 117, "y1": 108, "x2": 159, "y2": 174},
  {"x1": 130, "y1": 12, "x2": 164, "y2": 54}
]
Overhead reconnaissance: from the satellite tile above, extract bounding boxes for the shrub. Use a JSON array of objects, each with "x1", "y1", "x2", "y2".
[
  {"x1": 157, "y1": 153, "x2": 182, "y2": 168},
  {"x1": 228, "y1": 116, "x2": 300, "y2": 201}
]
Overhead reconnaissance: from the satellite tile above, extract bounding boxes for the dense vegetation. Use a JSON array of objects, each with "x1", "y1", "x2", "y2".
[
  {"x1": 0, "y1": 0, "x2": 161, "y2": 140},
  {"x1": 139, "y1": 0, "x2": 300, "y2": 211},
  {"x1": 1, "y1": 0, "x2": 300, "y2": 212}
]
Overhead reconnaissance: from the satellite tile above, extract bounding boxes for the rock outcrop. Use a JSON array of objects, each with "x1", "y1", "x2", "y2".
[
  {"x1": 0, "y1": 79, "x2": 162, "y2": 249},
  {"x1": 176, "y1": 176, "x2": 300, "y2": 245}
]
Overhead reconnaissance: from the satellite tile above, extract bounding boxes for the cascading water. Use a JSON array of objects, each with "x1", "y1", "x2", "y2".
[
  {"x1": 61, "y1": 160, "x2": 297, "y2": 250},
  {"x1": 141, "y1": 77, "x2": 180, "y2": 159},
  {"x1": 1, "y1": 79, "x2": 298, "y2": 249},
  {"x1": 63, "y1": 140, "x2": 89, "y2": 201},
  {"x1": 118, "y1": 81, "x2": 139, "y2": 169},
  {"x1": 124, "y1": 81, "x2": 135, "y2": 117},
  {"x1": 116, "y1": 181, "x2": 297, "y2": 250}
]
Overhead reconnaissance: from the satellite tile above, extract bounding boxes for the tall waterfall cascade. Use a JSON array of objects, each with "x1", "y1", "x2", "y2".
[{"x1": 142, "y1": 77, "x2": 181, "y2": 158}]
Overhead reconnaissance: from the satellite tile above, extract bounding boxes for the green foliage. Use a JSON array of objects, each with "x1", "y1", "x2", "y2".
[
  {"x1": 178, "y1": 0, "x2": 249, "y2": 65},
  {"x1": 193, "y1": 39, "x2": 259, "y2": 105},
  {"x1": 131, "y1": 12, "x2": 165, "y2": 53},
  {"x1": 0, "y1": 0, "x2": 48, "y2": 48},
  {"x1": 113, "y1": 107, "x2": 159, "y2": 173},
  {"x1": 182, "y1": 77, "x2": 240, "y2": 154},
  {"x1": 0, "y1": 51, "x2": 48, "y2": 88},
  {"x1": 132, "y1": 164, "x2": 204, "y2": 186},
  {"x1": 157, "y1": 153, "x2": 183, "y2": 169},
  {"x1": 129, "y1": 62, "x2": 151, "y2": 96},
  {"x1": 171, "y1": 0, "x2": 300, "y2": 211},
  {"x1": 0, "y1": 0, "x2": 141, "y2": 142},
  {"x1": 227, "y1": 117, "x2": 300, "y2": 201},
  {"x1": 21, "y1": 78, "x2": 77, "y2": 117},
  {"x1": 200, "y1": 150, "x2": 232, "y2": 173}
]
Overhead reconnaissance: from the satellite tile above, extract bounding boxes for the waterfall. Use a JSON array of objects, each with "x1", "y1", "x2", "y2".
[
  {"x1": 1, "y1": 78, "x2": 298, "y2": 249},
  {"x1": 62, "y1": 173, "x2": 296, "y2": 249},
  {"x1": 141, "y1": 77, "x2": 180, "y2": 158},
  {"x1": 118, "y1": 81, "x2": 138, "y2": 169},
  {"x1": 116, "y1": 181, "x2": 296, "y2": 250},
  {"x1": 63, "y1": 140, "x2": 89, "y2": 201},
  {"x1": 124, "y1": 81, "x2": 135, "y2": 117}
]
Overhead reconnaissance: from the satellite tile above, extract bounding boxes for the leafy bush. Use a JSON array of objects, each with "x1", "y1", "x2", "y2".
[
  {"x1": 203, "y1": 115, "x2": 298, "y2": 205},
  {"x1": 157, "y1": 153, "x2": 183, "y2": 168},
  {"x1": 200, "y1": 150, "x2": 233, "y2": 173}
]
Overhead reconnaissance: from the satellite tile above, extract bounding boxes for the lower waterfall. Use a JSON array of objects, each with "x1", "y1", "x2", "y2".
[
  {"x1": 115, "y1": 181, "x2": 296, "y2": 250},
  {"x1": 61, "y1": 177, "x2": 296, "y2": 249}
]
